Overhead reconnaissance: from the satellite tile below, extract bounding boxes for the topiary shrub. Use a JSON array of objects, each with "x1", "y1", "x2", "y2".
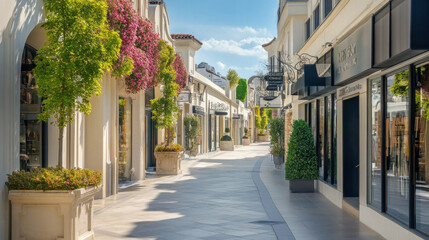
[
  {"x1": 269, "y1": 118, "x2": 285, "y2": 156},
  {"x1": 285, "y1": 120, "x2": 318, "y2": 180},
  {"x1": 236, "y1": 78, "x2": 247, "y2": 102},
  {"x1": 225, "y1": 127, "x2": 230, "y2": 133},
  {"x1": 221, "y1": 135, "x2": 232, "y2": 141}
]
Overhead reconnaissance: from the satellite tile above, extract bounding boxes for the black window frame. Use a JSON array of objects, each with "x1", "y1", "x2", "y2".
[
  {"x1": 314, "y1": 5, "x2": 320, "y2": 30},
  {"x1": 305, "y1": 18, "x2": 311, "y2": 40},
  {"x1": 324, "y1": 0, "x2": 333, "y2": 18}
]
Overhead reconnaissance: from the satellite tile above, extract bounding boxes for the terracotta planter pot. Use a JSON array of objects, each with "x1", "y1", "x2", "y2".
[
  {"x1": 220, "y1": 140, "x2": 234, "y2": 151},
  {"x1": 155, "y1": 151, "x2": 183, "y2": 175},
  {"x1": 242, "y1": 138, "x2": 250, "y2": 145},
  {"x1": 9, "y1": 186, "x2": 100, "y2": 240},
  {"x1": 289, "y1": 180, "x2": 314, "y2": 193},
  {"x1": 257, "y1": 134, "x2": 270, "y2": 142}
]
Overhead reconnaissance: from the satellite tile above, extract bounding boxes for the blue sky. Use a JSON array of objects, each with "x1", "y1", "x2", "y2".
[{"x1": 164, "y1": 0, "x2": 278, "y2": 79}]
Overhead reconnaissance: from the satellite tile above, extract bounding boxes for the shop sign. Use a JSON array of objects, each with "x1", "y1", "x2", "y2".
[
  {"x1": 232, "y1": 114, "x2": 241, "y2": 119},
  {"x1": 210, "y1": 102, "x2": 228, "y2": 111},
  {"x1": 177, "y1": 93, "x2": 191, "y2": 103},
  {"x1": 338, "y1": 83, "x2": 362, "y2": 98},
  {"x1": 178, "y1": 103, "x2": 184, "y2": 110},
  {"x1": 192, "y1": 106, "x2": 205, "y2": 115},
  {"x1": 333, "y1": 19, "x2": 372, "y2": 85},
  {"x1": 260, "y1": 95, "x2": 282, "y2": 108}
]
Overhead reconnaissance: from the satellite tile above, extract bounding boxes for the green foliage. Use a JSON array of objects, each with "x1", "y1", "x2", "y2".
[
  {"x1": 184, "y1": 115, "x2": 199, "y2": 151},
  {"x1": 244, "y1": 127, "x2": 248, "y2": 136},
  {"x1": 270, "y1": 118, "x2": 285, "y2": 156},
  {"x1": 227, "y1": 69, "x2": 239, "y2": 88},
  {"x1": 260, "y1": 108, "x2": 268, "y2": 134},
  {"x1": 236, "y1": 78, "x2": 247, "y2": 102},
  {"x1": 151, "y1": 40, "x2": 180, "y2": 146},
  {"x1": 285, "y1": 120, "x2": 318, "y2": 180},
  {"x1": 255, "y1": 106, "x2": 261, "y2": 130},
  {"x1": 225, "y1": 127, "x2": 230, "y2": 133},
  {"x1": 267, "y1": 109, "x2": 273, "y2": 120},
  {"x1": 221, "y1": 135, "x2": 232, "y2": 141},
  {"x1": 155, "y1": 144, "x2": 184, "y2": 152},
  {"x1": 6, "y1": 167, "x2": 102, "y2": 191},
  {"x1": 34, "y1": 0, "x2": 121, "y2": 128}
]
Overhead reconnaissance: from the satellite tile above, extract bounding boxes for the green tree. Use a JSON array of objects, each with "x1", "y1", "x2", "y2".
[
  {"x1": 227, "y1": 69, "x2": 239, "y2": 88},
  {"x1": 151, "y1": 40, "x2": 180, "y2": 146},
  {"x1": 267, "y1": 109, "x2": 273, "y2": 120},
  {"x1": 269, "y1": 118, "x2": 285, "y2": 156},
  {"x1": 255, "y1": 106, "x2": 261, "y2": 130},
  {"x1": 236, "y1": 78, "x2": 247, "y2": 102},
  {"x1": 184, "y1": 115, "x2": 199, "y2": 150},
  {"x1": 34, "y1": 0, "x2": 122, "y2": 168},
  {"x1": 260, "y1": 108, "x2": 268, "y2": 134},
  {"x1": 285, "y1": 120, "x2": 318, "y2": 180}
]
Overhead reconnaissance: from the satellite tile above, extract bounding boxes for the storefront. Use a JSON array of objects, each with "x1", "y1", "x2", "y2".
[
  {"x1": 193, "y1": 106, "x2": 205, "y2": 154},
  {"x1": 208, "y1": 101, "x2": 228, "y2": 152}
]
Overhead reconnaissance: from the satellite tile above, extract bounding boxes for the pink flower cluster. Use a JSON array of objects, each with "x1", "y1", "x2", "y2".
[
  {"x1": 172, "y1": 54, "x2": 188, "y2": 92},
  {"x1": 107, "y1": 0, "x2": 160, "y2": 93}
]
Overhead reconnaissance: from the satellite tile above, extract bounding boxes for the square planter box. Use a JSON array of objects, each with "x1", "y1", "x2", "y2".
[
  {"x1": 220, "y1": 140, "x2": 234, "y2": 151},
  {"x1": 242, "y1": 138, "x2": 250, "y2": 146},
  {"x1": 9, "y1": 186, "x2": 100, "y2": 240},
  {"x1": 289, "y1": 180, "x2": 314, "y2": 193},
  {"x1": 155, "y1": 151, "x2": 183, "y2": 175},
  {"x1": 257, "y1": 135, "x2": 269, "y2": 142}
]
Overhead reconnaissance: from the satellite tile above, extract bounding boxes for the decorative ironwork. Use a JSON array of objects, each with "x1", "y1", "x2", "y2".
[{"x1": 276, "y1": 50, "x2": 319, "y2": 84}]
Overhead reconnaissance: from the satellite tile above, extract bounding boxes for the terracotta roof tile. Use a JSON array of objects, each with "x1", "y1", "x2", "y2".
[
  {"x1": 262, "y1": 38, "x2": 276, "y2": 48},
  {"x1": 171, "y1": 34, "x2": 203, "y2": 46}
]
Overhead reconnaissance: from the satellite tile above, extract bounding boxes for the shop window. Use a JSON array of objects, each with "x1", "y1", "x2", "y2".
[
  {"x1": 314, "y1": 5, "x2": 320, "y2": 30},
  {"x1": 20, "y1": 45, "x2": 44, "y2": 171},
  {"x1": 333, "y1": 94, "x2": 337, "y2": 185},
  {"x1": 368, "y1": 78, "x2": 382, "y2": 210},
  {"x1": 325, "y1": 95, "x2": 332, "y2": 183},
  {"x1": 118, "y1": 97, "x2": 132, "y2": 183},
  {"x1": 318, "y1": 98, "x2": 325, "y2": 179},
  {"x1": 386, "y1": 69, "x2": 410, "y2": 224},
  {"x1": 415, "y1": 63, "x2": 429, "y2": 234},
  {"x1": 324, "y1": 0, "x2": 332, "y2": 18},
  {"x1": 305, "y1": 19, "x2": 311, "y2": 40}
]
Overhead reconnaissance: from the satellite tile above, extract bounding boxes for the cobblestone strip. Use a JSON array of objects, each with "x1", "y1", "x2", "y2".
[{"x1": 252, "y1": 157, "x2": 296, "y2": 240}]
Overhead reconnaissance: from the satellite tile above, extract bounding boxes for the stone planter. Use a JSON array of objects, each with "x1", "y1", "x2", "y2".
[
  {"x1": 289, "y1": 180, "x2": 314, "y2": 193},
  {"x1": 155, "y1": 151, "x2": 183, "y2": 175},
  {"x1": 273, "y1": 155, "x2": 284, "y2": 168},
  {"x1": 220, "y1": 140, "x2": 234, "y2": 151},
  {"x1": 9, "y1": 186, "x2": 100, "y2": 240},
  {"x1": 190, "y1": 149, "x2": 198, "y2": 157},
  {"x1": 242, "y1": 138, "x2": 250, "y2": 146},
  {"x1": 257, "y1": 134, "x2": 269, "y2": 142}
]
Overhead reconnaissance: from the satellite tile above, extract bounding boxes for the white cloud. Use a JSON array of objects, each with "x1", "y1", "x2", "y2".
[
  {"x1": 217, "y1": 61, "x2": 226, "y2": 70},
  {"x1": 235, "y1": 26, "x2": 269, "y2": 36},
  {"x1": 202, "y1": 37, "x2": 272, "y2": 59}
]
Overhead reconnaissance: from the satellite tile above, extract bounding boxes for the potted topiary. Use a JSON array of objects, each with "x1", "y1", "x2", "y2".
[
  {"x1": 220, "y1": 128, "x2": 234, "y2": 151},
  {"x1": 184, "y1": 115, "x2": 200, "y2": 157},
  {"x1": 242, "y1": 128, "x2": 250, "y2": 145},
  {"x1": 285, "y1": 120, "x2": 318, "y2": 193},
  {"x1": 257, "y1": 108, "x2": 269, "y2": 142},
  {"x1": 269, "y1": 118, "x2": 285, "y2": 168},
  {"x1": 6, "y1": 167, "x2": 102, "y2": 240}
]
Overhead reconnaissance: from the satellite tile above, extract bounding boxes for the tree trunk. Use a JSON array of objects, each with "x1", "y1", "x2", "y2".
[{"x1": 58, "y1": 126, "x2": 64, "y2": 169}]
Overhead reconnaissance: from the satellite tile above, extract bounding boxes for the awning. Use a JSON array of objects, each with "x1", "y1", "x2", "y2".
[
  {"x1": 292, "y1": 64, "x2": 327, "y2": 94},
  {"x1": 215, "y1": 111, "x2": 228, "y2": 116}
]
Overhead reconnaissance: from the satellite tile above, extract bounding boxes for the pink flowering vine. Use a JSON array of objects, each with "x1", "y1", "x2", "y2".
[
  {"x1": 172, "y1": 54, "x2": 188, "y2": 92},
  {"x1": 107, "y1": 0, "x2": 161, "y2": 93}
]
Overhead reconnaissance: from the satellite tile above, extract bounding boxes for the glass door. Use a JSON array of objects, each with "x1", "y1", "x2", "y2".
[{"x1": 118, "y1": 97, "x2": 132, "y2": 182}]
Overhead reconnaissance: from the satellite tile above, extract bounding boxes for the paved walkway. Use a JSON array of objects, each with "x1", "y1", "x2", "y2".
[{"x1": 93, "y1": 143, "x2": 383, "y2": 240}]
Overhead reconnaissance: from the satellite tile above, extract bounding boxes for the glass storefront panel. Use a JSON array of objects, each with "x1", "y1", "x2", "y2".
[
  {"x1": 311, "y1": 102, "x2": 317, "y2": 145},
  {"x1": 415, "y1": 64, "x2": 429, "y2": 234},
  {"x1": 20, "y1": 45, "x2": 43, "y2": 171},
  {"x1": 118, "y1": 97, "x2": 132, "y2": 182},
  {"x1": 386, "y1": 69, "x2": 410, "y2": 224},
  {"x1": 333, "y1": 94, "x2": 337, "y2": 185},
  {"x1": 216, "y1": 116, "x2": 220, "y2": 149},
  {"x1": 369, "y1": 78, "x2": 382, "y2": 209},
  {"x1": 318, "y1": 98, "x2": 325, "y2": 179},
  {"x1": 326, "y1": 96, "x2": 332, "y2": 182}
]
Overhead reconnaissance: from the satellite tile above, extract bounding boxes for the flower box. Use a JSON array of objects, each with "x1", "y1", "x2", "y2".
[
  {"x1": 220, "y1": 140, "x2": 234, "y2": 151},
  {"x1": 9, "y1": 186, "x2": 100, "y2": 240},
  {"x1": 155, "y1": 151, "x2": 183, "y2": 175}
]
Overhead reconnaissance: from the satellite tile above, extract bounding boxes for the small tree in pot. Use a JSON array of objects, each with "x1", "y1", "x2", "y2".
[
  {"x1": 220, "y1": 128, "x2": 234, "y2": 151},
  {"x1": 242, "y1": 127, "x2": 250, "y2": 145},
  {"x1": 184, "y1": 115, "x2": 199, "y2": 156},
  {"x1": 285, "y1": 120, "x2": 318, "y2": 193},
  {"x1": 269, "y1": 118, "x2": 285, "y2": 168}
]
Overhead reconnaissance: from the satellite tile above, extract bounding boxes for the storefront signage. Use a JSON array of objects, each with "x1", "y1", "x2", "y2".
[
  {"x1": 192, "y1": 106, "x2": 205, "y2": 115},
  {"x1": 232, "y1": 114, "x2": 241, "y2": 119},
  {"x1": 210, "y1": 102, "x2": 228, "y2": 111},
  {"x1": 338, "y1": 83, "x2": 362, "y2": 98},
  {"x1": 177, "y1": 92, "x2": 191, "y2": 103},
  {"x1": 260, "y1": 95, "x2": 282, "y2": 108},
  {"x1": 334, "y1": 19, "x2": 373, "y2": 85}
]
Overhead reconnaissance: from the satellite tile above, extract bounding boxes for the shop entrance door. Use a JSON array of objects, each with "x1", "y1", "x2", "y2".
[
  {"x1": 343, "y1": 96, "x2": 360, "y2": 201},
  {"x1": 145, "y1": 110, "x2": 157, "y2": 169}
]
